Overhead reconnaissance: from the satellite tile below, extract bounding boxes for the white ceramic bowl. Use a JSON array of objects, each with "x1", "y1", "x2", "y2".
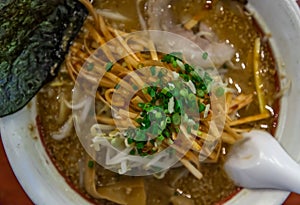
[{"x1": 1, "y1": 0, "x2": 300, "y2": 204}]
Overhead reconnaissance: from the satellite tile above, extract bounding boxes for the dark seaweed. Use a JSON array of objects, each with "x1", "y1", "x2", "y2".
[{"x1": 0, "y1": 0, "x2": 87, "y2": 117}]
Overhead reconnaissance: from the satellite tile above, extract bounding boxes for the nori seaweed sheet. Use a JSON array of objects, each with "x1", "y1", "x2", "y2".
[{"x1": 0, "y1": 0, "x2": 87, "y2": 117}]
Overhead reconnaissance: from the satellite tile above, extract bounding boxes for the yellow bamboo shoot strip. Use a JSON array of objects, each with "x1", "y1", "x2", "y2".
[
  {"x1": 200, "y1": 141, "x2": 221, "y2": 163},
  {"x1": 96, "y1": 116, "x2": 116, "y2": 125},
  {"x1": 226, "y1": 92, "x2": 233, "y2": 107},
  {"x1": 231, "y1": 127, "x2": 252, "y2": 133},
  {"x1": 180, "y1": 158, "x2": 203, "y2": 180},
  {"x1": 131, "y1": 95, "x2": 145, "y2": 107},
  {"x1": 99, "y1": 77, "x2": 118, "y2": 88},
  {"x1": 224, "y1": 123, "x2": 243, "y2": 140},
  {"x1": 148, "y1": 40, "x2": 158, "y2": 61},
  {"x1": 253, "y1": 38, "x2": 267, "y2": 114},
  {"x1": 228, "y1": 94, "x2": 253, "y2": 114},
  {"x1": 229, "y1": 112, "x2": 270, "y2": 126},
  {"x1": 185, "y1": 151, "x2": 200, "y2": 169},
  {"x1": 184, "y1": 18, "x2": 199, "y2": 30},
  {"x1": 171, "y1": 143, "x2": 200, "y2": 169}
]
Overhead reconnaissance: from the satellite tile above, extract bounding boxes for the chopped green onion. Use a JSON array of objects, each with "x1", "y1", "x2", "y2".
[
  {"x1": 188, "y1": 93, "x2": 196, "y2": 102},
  {"x1": 142, "y1": 87, "x2": 148, "y2": 94},
  {"x1": 162, "y1": 54, "x2": 171, "y2": 63},
  {"x1": 202, "y1": 52, "x2": 208, "y2": 60},
  {"x1": 167, "y1": 138, "x2": 174, "y2": 145},
  {"x1": 156, "y1": 135, "x2": 164, "y2": 141},
  {"x1": 111, "y1": 138, "x2": 123, "y2": 148},
  {"x1": 173, "y1": 89, "x2": 179, "y2": 97},
  {"x1": 151, "y1": 123, "x2": 162, "y2": 135},
  {"x1": 135, "y1": 118, "x2": 143, "y2": 123},
  {"x1": 137, "y1": 63, "x2": 144, "y2": 69},
  {"x1": 196, "y1": 89, "x2": 205, "y2": 97},
  {"x1": 135, "y1": 130, "x2": 147, "y2": 141},
  {"x1": 155, "y1": 111, "x2": 162, "y2": 119},
  {"x1": 198, "y1": 102, "x2": 206, "y2": 113},
  {"x1": 150, "y1": 66, "x2": 156, "y2": 76},
  {"x1": 168, "y1": 97, "x2": 175, "y2": 114},
  {"x1": 183, "y1": 113, "x2": 189, "y2": 123},
  {"x1": 176, "y1": 59, "x2": 185, "y2": 70},
  {"x1": 88, "y1": 160, "x2": 94, "y2": 168},
  {"x1": 114, "y1": 84, "x2": 120, "y2": 89},
  {"x1": 160, "y1": 120, "x2": 166, "y2": 129},
  {"x1": 161, "y1": 87, "x2": 169, "y2": 95},
  {"x1": 180, "y1": 73, "x2": 190, "y2": 82},
  {"x1": 105, "y1": 62, "x2": 113, "y2": 71},
  {"x1": 172, "y1": 113, "x2": 181, "y2": 125},
  {"x1": 129, "y1": 149, "x2": 136, "y2": 155},
  {"x1": 166, "y1": 116, "x2": 171, "y2": 123},
  {"x1": 168, "y1": 83, "x2": 175, "y2": 90},
  {"x1": 132, "y1": 84, "x2": 139, "y2": 90},
  {"x1": 174, "y1": 100, "x2": 182, "y2": 112},
  {"x1": 138, "y1": 103, "x2": 145, "y2": 108},
  {"x1": 215, "y1": 87, "x2": 225, "y2": 97},
  {"x1": 171, "y1": 59, "x2": 177, "y2": 67},
  {"x1": 163, "y1": 129, "x2": 170, "y2": 138},
  {"x1": 140, "y1": 118, "x2": 151, "y2": 129},
  {"x1": 86, "y1": 63, "x2": 94, "y2": 71},
  {"x1": 158, "y1": 70, "x2": 164, "y2": 78},
  {"x1": 148, "y1": 87, "x2": 156, "y2": 98},
  {"x1": 187, "y1": 125, "x2": 192, "y2": 134},
  {"x1": 193, "y1": 123, "x2": 199, "y2": 130},
  {"x1": 179, "y1": 89, "x2": 188, "y2": 97},
  {"x1": 204, "y1": 72, "x2": 213, "y2": 83},
  {"x1": 136, "y1": 142, "x2": 145, "y2": 149},
  {"x1": 127, "y1": 137, "x2": 134, "y2": 144}
]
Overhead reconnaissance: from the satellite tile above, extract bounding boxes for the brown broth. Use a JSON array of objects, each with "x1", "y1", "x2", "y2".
[{"x1": 37, "y1": 1, "x2": 279, "y2": 205}]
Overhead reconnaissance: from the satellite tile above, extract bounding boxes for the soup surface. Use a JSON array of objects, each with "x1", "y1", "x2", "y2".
[{"x1": 37, "y1": 0, "x2": 279, "y2": 204}]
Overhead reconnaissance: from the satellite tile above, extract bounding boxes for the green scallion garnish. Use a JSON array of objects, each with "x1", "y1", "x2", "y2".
[
  {"x1": 215, "y1": 87, "x2": 225, "y2": 97},
  {"x1": 105, "y1": 62, "x2": 113, "y2": 71},
  {"x1": 172, "y1": 113, "x2": 181, "y2": 125},
  {"x1": 157, "y1": 135, "x2": 165, "y2": 141},
  {"x1": 88, "y1": 160, "x2": 94, "y2": 168},
  {"x1": 202, "y1": 52, "x2": 208, "y2": 60},
  {"x1": 86, "y1": 63, "x2": 94, "y2": 71},
  {"x1": 150, "y1": 66, "x2": 156, "y2": 76}
]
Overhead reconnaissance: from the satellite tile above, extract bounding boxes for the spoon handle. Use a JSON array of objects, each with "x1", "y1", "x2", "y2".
[{"x1": 225, "y1": 130, "x2": 300, "y2": 194}]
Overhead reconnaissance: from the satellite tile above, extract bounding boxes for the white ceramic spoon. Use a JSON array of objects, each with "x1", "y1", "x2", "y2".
[{"x1": 224, "y1": 129, "x2": 300, "y2": 194}]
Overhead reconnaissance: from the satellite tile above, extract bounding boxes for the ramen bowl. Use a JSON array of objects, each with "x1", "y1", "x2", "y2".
[{"x1": 1, "y1": 0, "x2": 300, "y2": 204}]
